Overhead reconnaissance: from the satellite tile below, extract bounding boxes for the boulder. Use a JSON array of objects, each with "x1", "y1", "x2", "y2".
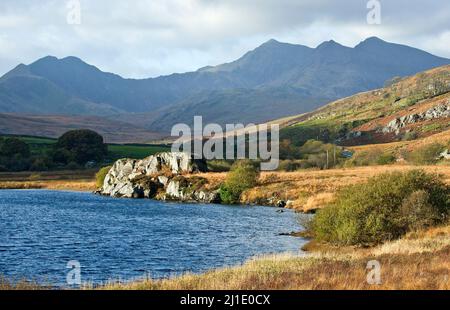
[
  {"x1": 163, "y1": 177, "x2": 220, "y2": 203},
  {"x1": 98, "y1": 152, "x2": 218, "y2": 203}
]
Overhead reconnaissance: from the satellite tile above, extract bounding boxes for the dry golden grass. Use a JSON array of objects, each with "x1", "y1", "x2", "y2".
[
  {"x1": 0, "y1": 277, "x2": 47, "y2": 290},
  {"x1": 349, "y1": 128, "x2": 450, "y2": 156},
  {"x1": 0, "y1": 180, "x2": 96, "y2": 191},
  {"x1": 100, "y1": 224, "x2": 450, "y2": 290},
  {"x1": 238, "y1": 165, "x2": 450, "y2": 211}
]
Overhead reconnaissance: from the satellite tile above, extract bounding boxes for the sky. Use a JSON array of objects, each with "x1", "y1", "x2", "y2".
[{"x1": 0, "y1": 0, "x2": 449, "y2": 78}]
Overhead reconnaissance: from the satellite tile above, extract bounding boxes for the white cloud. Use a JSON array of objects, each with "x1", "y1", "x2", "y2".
[{"x1": 0, "y1": 0, "x2": 448, "y2": 78}]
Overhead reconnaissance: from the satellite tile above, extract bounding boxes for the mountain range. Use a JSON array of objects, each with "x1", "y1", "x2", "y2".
[{"x1": 0, "y1": 37, "x2": 449, "y2": 138}]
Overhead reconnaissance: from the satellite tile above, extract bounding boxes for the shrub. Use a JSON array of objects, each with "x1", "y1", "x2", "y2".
[
  {"x1": 398, "y1": 190, "x2": 441, "y2": 232},
  {"x1": 376, "y1": 153, "x2": 396, "y2": 165},
  {"x1": 402, "y1": 131, "x2": 418, "y2": 141},
  {"x1": 406, "y1": 143, "x2": 445, "y2": 165},
  {"x1": 219, "y1": 160, "x2": 259, "y2": 204},
  {"x1": 346, "y1": 149, "x2": 395, "y2": 166},
  {"x1": 207, "y1": 160, "x2": 233, "y2": 172},
  {"x1": 30, "y1": 157, "x2": 51, "y2": 171},
  {"x1": 277, "y1": 160, "x2": 301, "y2": 172},
  {"x1": 66, "y1": 161, "x2": 82, "y2": 170},
  {"x1": 312, "y1": 170, "x2": 449, "y2": 246},
  {"x1": 95, "y1": 166, "x2": 112, "y2": 189}
]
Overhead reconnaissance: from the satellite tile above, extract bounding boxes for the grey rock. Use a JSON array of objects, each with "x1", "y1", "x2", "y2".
[
  {"x1": 381, "y1": 103, "x2": 449, "y2": 135},
  {"x1": 439, "y1": 149, "x2": 450, "y2": 160},
  {"x1": 99, "y1": 152, "x2": 218, "y2": 203}
]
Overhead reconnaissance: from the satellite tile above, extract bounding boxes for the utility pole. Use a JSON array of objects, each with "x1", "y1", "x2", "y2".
[{"x1": 334, "y1": 146, "x2": 336, "y2": 166}]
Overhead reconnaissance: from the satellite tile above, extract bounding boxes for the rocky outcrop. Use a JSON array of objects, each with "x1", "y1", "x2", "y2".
[
  {"x1": 382, "y1": 103, "x2": 450, "y2": 135},
  {"x1": 98, "y1": 152, "x2": 218, "y2": 203},
  {"x1": 440, "y1": 149, "x2": 450, "y2": 160},
  {"x1": 163, "y1": 177, "x2": 220, "y2": 203}
]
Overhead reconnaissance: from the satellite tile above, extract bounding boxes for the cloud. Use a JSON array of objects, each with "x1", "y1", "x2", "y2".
[{"x1": 0, "y1": 0, "x2": 448, "y2": 78}]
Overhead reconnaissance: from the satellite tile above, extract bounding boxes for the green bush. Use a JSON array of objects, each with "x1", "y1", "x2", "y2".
[
  {"x1": 312, "y1": 170, "x2": 449, "y2": 246},
  {"x1": 345, "y1": 149, "x2": 395, "y2": 166},
  {"x1": 95, "y1": 166, "x2": 112, "y2": 189},
  {"x1": 277, "y1": 160, "x2": 301, "y2": 172},
  {"x1": 219, "y1": 160, "x2": 259, "y2": 204},
  {"x1": 376, "y1": 153, "x2": 396, "y2": 165},
  {"x1": 398, "y1": 190, "x2": 441, "y2": 232},
  {"x1": 402, "y1": 131, "x2": 418, "y2": 141},
  {"x1": 406, "y1": 143, "x2": 445, "y2": 165},
  {"x1": 207, "y1": 160, "x2": 233, "y2": 172}
]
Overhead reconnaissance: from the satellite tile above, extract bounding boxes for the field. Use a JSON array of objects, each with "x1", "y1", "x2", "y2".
[
  {"x1": 0, "y1": 134, "x2": 171, "y2": 161},
  {"x1": 107, "y1": 144, "x2": 170, "y2": 160}
]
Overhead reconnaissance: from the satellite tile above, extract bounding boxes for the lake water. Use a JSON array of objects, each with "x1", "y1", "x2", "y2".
[{"x1": 0, "y1": 190, "x2": 306, "y2": 286}]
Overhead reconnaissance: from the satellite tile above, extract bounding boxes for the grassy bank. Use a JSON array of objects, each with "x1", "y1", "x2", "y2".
[
  {"x1": 0, "y1": 170, "x2": 96, "y2": 191},
  {"x1": 199, "y1": 165, "x2": 450, "y2": 212},
  {"x1": 100, "y1": 225, "x2": 449, "y2": 290},
  {"x1": 2, "y1": 224, "x2": 448, "y2": 290},
  {"x1": 2, "y1": 164, "x2": 449, "y2": 204}
]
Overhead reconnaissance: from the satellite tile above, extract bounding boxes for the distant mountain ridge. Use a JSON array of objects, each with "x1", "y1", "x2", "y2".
[{"x1": 0, "y1": 37, "x2": 449, "y2": 133}]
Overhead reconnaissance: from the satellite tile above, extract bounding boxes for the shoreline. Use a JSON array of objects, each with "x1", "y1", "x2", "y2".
[
  {"x1": 0, "y1": 180, "x2": 96, "y2": 192},
  {"x1": 2, "y1": 164, "x2": 450, "y2": 212},
  {"x1": 2, "y1": 224, "x2": 448, "y2": 290}
]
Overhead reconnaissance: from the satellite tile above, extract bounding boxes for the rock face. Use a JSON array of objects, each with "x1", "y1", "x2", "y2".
[
  {"x1": 440, "y1": 149, "x2": 450, "y2": 160},
  {"x1": 99, "y1": 152, "x2": 218, "y2": 203},
  {"x1": 382, "y1": 103, "x2": 450, "y2": 135}
]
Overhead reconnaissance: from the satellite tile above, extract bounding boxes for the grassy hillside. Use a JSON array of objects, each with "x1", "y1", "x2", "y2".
[
  {"x1": 0, "y1": 113, "x2": 164, "y2": 144},
  {"x1": 278, "y1": 65, "x2": 450, "y2": 146}
]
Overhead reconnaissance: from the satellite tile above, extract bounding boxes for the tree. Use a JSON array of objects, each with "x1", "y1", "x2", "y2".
[
  {"x1": 219, "y1": 160, "x2": 259, "y2": 204},
  {"x1": 54, "y1": 130, "x2": 107, "y2": 165},
  {"x1": 0, "y1": 137, "x2": 31, "y2": 171},
  {"x1": 0, "y1": 137, "x2": 30, "y2": 157}
]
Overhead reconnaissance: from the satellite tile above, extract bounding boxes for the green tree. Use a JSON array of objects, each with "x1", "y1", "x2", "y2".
[
  {"x1": 0, "y1": 137, "x2": 31, "y2": 171},
  {"x1": 54, "y1": 130, "x2": 107, "y2": 165},
  {"x1": 0, "y1": 137, "x2": 30, "y2": 157},
  {"x1": 219, "y1": 160, "x2": 259, "y2": 204}
]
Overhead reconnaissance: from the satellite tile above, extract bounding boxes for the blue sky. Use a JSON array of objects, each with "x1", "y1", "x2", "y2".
[{"x1": 0, "y1": 0, "x2": 449, "y2": 78}]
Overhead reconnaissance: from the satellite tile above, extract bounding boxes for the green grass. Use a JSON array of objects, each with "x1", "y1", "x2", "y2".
[
  {"x1": 107, "y1": 144, "x2": 170, "y2": 160},
  {"x1": 1, "y1": 135, "x2": 171, "y2": 161}
]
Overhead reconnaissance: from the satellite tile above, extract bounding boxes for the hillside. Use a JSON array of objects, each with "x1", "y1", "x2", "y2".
[
  {"x1": 0, "y1": 37, "x2": 449, "y2": 134},
  {"x1": 278, "y1": 65, "x2": 450, "y2": 147},
  {"x1": 0, "y1": 114, "x2": 163, "y2": 144}
]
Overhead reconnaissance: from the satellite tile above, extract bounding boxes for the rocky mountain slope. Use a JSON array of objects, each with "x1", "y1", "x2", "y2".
[
  {"x1": 1, "y1": 37, "x2": 448, "y2": 134},
  {"x1": 278, "y1": 65, "x2": 450, "y2": 146}
]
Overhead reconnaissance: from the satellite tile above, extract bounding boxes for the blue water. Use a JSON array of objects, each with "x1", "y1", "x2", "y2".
[{"x1": 0, "y1": 190, "x2": 305, "y2": 286}]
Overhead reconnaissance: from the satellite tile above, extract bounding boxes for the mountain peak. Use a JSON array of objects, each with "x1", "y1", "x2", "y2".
[
  {"x1": 355, "y1": 36, "x2": 388, "y2": 48},
  {"x1": 316, "y1": 40, "x2": 346, "y2": 50},
  {"x1": 263, "y1": 38, "x2": 281, "y2": 45}
]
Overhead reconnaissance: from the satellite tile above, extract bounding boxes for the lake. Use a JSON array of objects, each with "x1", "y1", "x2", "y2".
[{"x1": 0, "y1": 190, "x2": 306, "y2": 286}]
